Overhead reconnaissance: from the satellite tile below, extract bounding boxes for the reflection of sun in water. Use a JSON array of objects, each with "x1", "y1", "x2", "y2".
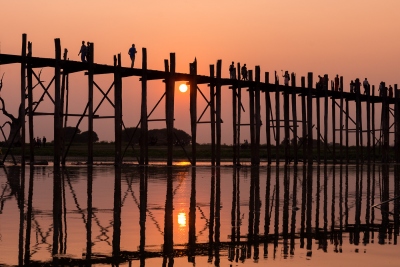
[
  {"x1": 178, "y1": 212, "x2": 186, "y2": 227},
  {"x1": 179, "y1": 83, "x2": 188, "y2": 93}
]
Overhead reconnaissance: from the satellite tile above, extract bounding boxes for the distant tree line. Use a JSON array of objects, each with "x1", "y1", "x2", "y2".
[{"x1": 122, "y1": 127, "x2": 191, "y2": 146}]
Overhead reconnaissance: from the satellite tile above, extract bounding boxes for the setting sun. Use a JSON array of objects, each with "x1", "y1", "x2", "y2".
[{"x1": 179, "y1": 83, "x2": 188, "y2": 93}]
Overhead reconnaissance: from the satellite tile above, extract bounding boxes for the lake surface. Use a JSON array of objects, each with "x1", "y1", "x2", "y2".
[{"x1": 0, "y1": 163, "x2": 399, "y2": 266}]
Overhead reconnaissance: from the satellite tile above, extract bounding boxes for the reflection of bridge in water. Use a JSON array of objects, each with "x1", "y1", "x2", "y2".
[
  {"x1": 1, "y1": 34, "x2": 400, "y2": 167},
  {"x1": 0, "y1": 164, "x2": 398, "y2": 266}
]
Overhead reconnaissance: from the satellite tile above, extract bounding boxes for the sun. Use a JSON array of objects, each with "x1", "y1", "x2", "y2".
[{"x1": 179, "y1": 83, "x2": 188, "y2": 93}]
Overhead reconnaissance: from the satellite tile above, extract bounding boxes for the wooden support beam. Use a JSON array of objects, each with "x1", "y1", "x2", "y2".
[
  {"x1": 301, "y1": 77, "x2": 307, "y2": 164},
  {"x1": 216, "y1": 60, "x2": 222, "y2": 166},
  {"x1": 20, "y1": 34, "x2": 27, "y2": 166},
  {"x1": 249, "y1": 70, "x2": 255, "y2": 164},
  {"x1": 284, "y1": 74, "x2": 290, "y2": 165},
  {"x1": 165, "y1": 53, "x2": 175, "y2": 166},
  {"x1": 291, "y1": 72, "x2": 298, "y2": 165},
  {"x1": 275, "y1": 71, "x2": 280, "y2": 165},
  {"x1": 27, "y1": 41, "x2": 34, "y2": 165},
  {"x1": 190, "y1": 58, "x2": 197, "y2": 166},
  {"x1": 332, "y1": 84, "x2": 336, "y2": 164},
  {"x1": 210, "y1": 65, "x2": 216, "y2": 166},
  {"x1": 265, "y1": 72, "x2": 272, "y2": 165},
  {"x1": 54, "y1": 38, "x2": 62, "y2": 168},
  {"x1": 323, "y1": 80, "x2": 328, "y2": 165},
  {"x1": 307, "y1": 72, "x2": 313, "y2": 165},
  {"x1": 140, "y1": 48, "x2": 148, "y2": 165},
  {"x1": 87, "y1": 42, "x2": 94, "y2": 165},
  {"x1": 114, "y1": 54, "x2": 122, "y2": 167},
  {"x1": 255, "y1": 66, "x2": 261, "y2": 165},
  {"x1": 395, "y1": 84, "x2": 400, "y2": 163},
  {"x1": 372, "y1": 86, "x2": 376, "y2": 162},
  {"x1": 339, "y1": 76, "x2": 344, "y2": 164},
  {"x1": 232, "y1": 70, "x2": 237, "y2": 166}
]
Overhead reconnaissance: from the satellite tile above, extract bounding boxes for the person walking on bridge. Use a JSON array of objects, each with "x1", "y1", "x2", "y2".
[
  {"x1": 128, "y1": 44, "x2": 137, "y2": 68},
  {"x1": 363, "y1": 78, "x2": 370, "y2": 95},
  {"x1": 229, "y1": 62, "x2": 235, "y2": 79},
  {"x1": 78, "y1": 41, "x2": 87, "y2": 62},
  {"x1": 241, "y1": 64, "x2": 248, "y2": 81}
]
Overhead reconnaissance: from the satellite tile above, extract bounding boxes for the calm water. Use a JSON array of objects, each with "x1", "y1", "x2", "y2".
[{"x1": 0, "y1": 164, "x2": 399, "y2": 266}]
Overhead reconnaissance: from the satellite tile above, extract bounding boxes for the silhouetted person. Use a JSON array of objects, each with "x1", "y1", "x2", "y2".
[
  {"x1": 241, "y1": 64, "x2": 248, "y2": 80},
  {"x1": 389, "y1": 85, "x2": 393, "y2": 98},
  {"x1": 78, "y1": 41, "x2": 87, "y2": 62},
  {"x1": 42, "y1": 136, "x2": 46, "y2": 147},
  {"x1": 128, "y1": 44, "x2": 137, "y2": 68},
  {"x1": 317, "y1": 75, "x2": 324, "y2": 89},
  {"x1": 379, "y1": 81, "x2": 385, "y2": 97},
  {"x1": 334, "y1": 75, "x2": 339, "y2": 91},
  {"x1": 283, "y1": 70, "x2": 290, "y2": 86},
  {"x1": 86, "y1": 42, "x2": 92, "y2": 62},
  {"x1": 354, "y1": 78, "x2": 361, "y2": 94},
  {"x1": 229, "y1": 61, "x2": 235, "y2": 79},
  {"x1": 350, "y1": 80, "x2": 355, "y2": 93},
  {"x1": 363, "y1": 78, "x2": 370, "y2": 95}
]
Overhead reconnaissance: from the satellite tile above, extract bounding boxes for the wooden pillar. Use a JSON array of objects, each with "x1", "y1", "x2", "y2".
[
  {"x1": 284, "y1": 75, "x2": 290, "y2": 165},
  {"x1": 323, "y1": 81, "x2": 328, "y2": 165},
  {"x1": 87, "y1": 42, "x2": 94, "y2": 165},
  {"x1": 332, "y1": 86, "x2": 336, "y2": 163},
  {"x1": 301, "y1": 77, "x2": 307, "y2": 164},
  {"x1": 54, "y1": 38, "x2": 62, "y2": 168},
  {"x1": 249, "y1": 70, "x2": 255, "y2": 164},
  {"x1": 210, "y1": 65, "x2": 216, "y2": 166},
  {"x1": 291, "y1": 72, "x2": 298, "y2": 165},
  {"x1": 395, "y1": 84, "x2": 400, "y2": 163},
  {"x1": 366, "y1": 80, "x2": 371, "y2": 164},
  {"x1": 255, "y1": 66, "x2": 261, "y2": 165},
  {"x1": 265, "y1": 72, "x2": 272, "y2": 165},
  {"x1": 382, "y1": 83, "x2": 389, "y2": 163},
  {"x1": 355, "y1": 84, "x2": 361, "y2": 164},
  {"x1": 165, "y1": 53, "x2": 175, "y2": 166},
  {"x1": 345, "y1": 99, "x2": 349, "y2": 163},
  {"x1": 232, "y1": 76, "x2": 237, "y2": 166},
  {"x1": 372, "y1": 86, "x2": 376, "y2": 162},
  {"x1": 190, "y1": 59, "x2": 197, "y2": 165},
  {"x1": 20, "y1": 34, "x2": 27, "y2": 166},
  {"x1": 216, "y1": 60, "x2": 222, "y2": 166},
  {"x1": 27, "y1": 41, "x2": 34, "y2": 165},
  {"x1": 60, "y1": 49, "x2": 68, "y2": 166},
  {"x1": 236, "y1": 63, "x2": 241, "y2": 166},
  {"x1": 316, "y1": 83, "x2": 321, "y2": 164},
  {"x1": 114, "y1": 54, "x2": 122, "y2": 167},
  {"x1": 339, "y1": 76, "x2": 344, "y2": 164},
  {"x1": 307, "y1": 72, "x2": 313, "y2": 165},
  {"x1": 140, "y1": 48, "x2": 148, "y2": 165},
  {"x1": 275, "y1": 71, "x2": 280, "y2": 165}
]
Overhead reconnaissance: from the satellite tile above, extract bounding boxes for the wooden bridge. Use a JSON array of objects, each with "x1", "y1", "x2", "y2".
[{"x1": 1, "y1": 34, "x2": 399, "y2": 166}]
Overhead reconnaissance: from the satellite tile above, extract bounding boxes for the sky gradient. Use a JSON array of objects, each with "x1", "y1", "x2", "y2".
[{"x1": 1, "y1": 1, "x2": 399, "y2": 144}]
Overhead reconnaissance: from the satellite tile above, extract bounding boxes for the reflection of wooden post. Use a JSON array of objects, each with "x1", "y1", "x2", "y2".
[
  {"x1": 114, "y1": 54, "x2": 122, "y2": 167},
  {"x1": 164, "y1": 168, "x2": 174, "y2": 256},
  {"x1": 20, "y1": 34, "x2": 27, "y2": 166},
  {"x1": 165, "y1": 53, "x2": 175, "y2": 166},
  {"x1": 265, "y1": 72, "x2": 272, "y2": 165},
  {"x1": 188, "y1": 168, "x2": 196, "y2": 262},
  {"x1": 190, "y1": 59, "x2": 197, "y2": 165},
  {"x1": 307, "y1": 73, "x2": 313, "y2": 165},
  {"x1": 140, "y1": 48, "x2": 148, "y2": 165},
  {"x1": 87, "y1": 42, "x2": 94, "y2": 165},
  {"x1": 291, "y1": 73, "x2": 298, "y2": 165},
  {"x1": 139, "y1": 167, "x2": 148, "y2": 259},
  {"x1": 210, "y1": 65, "x2": 216, "y2": 166},
  {"x1": 27, "y1": 41, "x2": 34, "y2": 165},
  {"x1": 85, "y1": 166, "x2": 93, "y2": 262},
  {"x1": 216, "y1": 60, "x2": 222, "y2": 166},
  {"x1": 112, "y1": 167, "x2": 121, "y2": 259}
]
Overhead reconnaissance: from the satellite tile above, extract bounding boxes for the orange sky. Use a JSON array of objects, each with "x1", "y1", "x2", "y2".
[{"x1": 1, "y1": 1, "x2": 399, "y2": 144}]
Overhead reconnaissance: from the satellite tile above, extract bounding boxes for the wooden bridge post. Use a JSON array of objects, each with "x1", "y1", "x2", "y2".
[
  {"x1": 372, "y1": 86, "x2": 376, "y2": 162},
  {"x1": 331, "y1": 81, "x2": 336, "y2": 163},
  {"x1": 339, "y1": 76, "x2": 344, "y2": 164},
  {"x1": 189, "y1": 58, "x2": 197, "y2": 165},
  {"x1": 307, "y1": 72, "x2": 313, "y2": 165},
  {"x1": 395, "y1": 84, "x2": 400, "y2": 163},
  {"x1": 366, "y1": 80, "x2": 371, "y2": 163},
  {"x1": 236, "y1": 63, "x2": 242, "y2": 166},
  {"x1": 355, "y1": 82, "x2": 361, "y2": 164},
  {"x1": 114, "y1": 54, "x2": 122, "y2": 167},
  {"x1": 140, "y1": 48, "x2": 148, "y2": 165},
  {"x1": 232, "y1": 72, "x2": 237, "y2": 166},
  {"x1": 249, "y1": 70, "x2": 255, "y2": 164},
  {"x1": 283, "y1": 73, "x2": 290, "y2": 165},
  {"x1": 316, "y1": 80, "x2": 321, "y2": 164},
  {"x1": 20, "y1": 34, "x2": 27, "y2": 166},
  {"x1": 275, "y1": 71, "x2": 280, "y2": 165},
  {"x1": 255, "y1": 66, "x2": 261, "y2": 165},
  {"x1": 216, "y1": 60, "x2": 222, "y2": 166},
  {"x1": 210, "y1": 65, "x2": 216, "y2": 166},
  {"x1": 382, "y1": 83, "x2": 389, "y2": 163},
  {"x1": 165, "y1": 53, "x2": 176, "y2": 166},
  {"x1": 345, "y1": 98, "x2": 349, "y2": 163},
  {"x1": 265, "y1": 72, "x2": 272, "y2": 165},
  {"x1": 87, "y1": 42, "x2": 94, "y2": 165},
  {"x1": 291, "y1": 72, "x2": 298, "y2": 165},
  {"x1": 27, "y1": 41, "x2": 34, "y2": 165},
  {"x1": 54, "y1": 38, "x2": 62, "y2": 168},
  {"x1": 323, "y1": 79, "x2": 328, "y2": 165},
  {"x1": 301, "y1": 77, "x2": 306, "y2": 164}
]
